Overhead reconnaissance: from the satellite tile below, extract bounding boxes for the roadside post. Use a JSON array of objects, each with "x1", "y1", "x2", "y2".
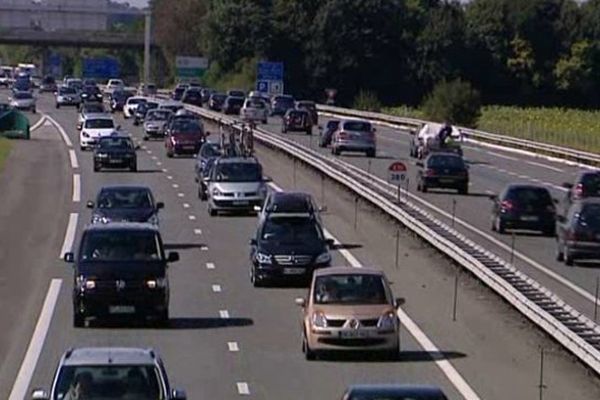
[{"x1": 388, "y1": 161, "x2": 407, "y2": 203}]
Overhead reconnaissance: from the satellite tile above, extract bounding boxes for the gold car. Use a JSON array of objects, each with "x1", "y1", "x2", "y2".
[{"x1": 296, "y1": 267, "x2": 402, "y2": 360}]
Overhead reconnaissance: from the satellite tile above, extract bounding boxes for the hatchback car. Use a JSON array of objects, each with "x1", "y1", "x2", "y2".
[
  {"x1": 270, "y1": 94, "x2": 295, "y2": 116},
  {"x1": 79, "y1": 114, "x2": 116, "y2": 150},
  {"x1": 80, "y1": 85, "x2": 103, "y2": 102},
  {"x1": 227, "y1": 89, "x2": 245, "y2": 98},
  {"x1": 87, "y1": 185, "x2": 164, "y2": 225},
  {"x1": 64, "y1": 223, "x2": 179, "y2": 326},
  {"x1": 208, "y1": 93, "x2": 227, "y2": 111},
  {"x1": 331, "y1": 119, "x2": 376, "y2": 157},
  {"x1": 282, "y1": 109, "x2": 312, "y2": 135},
  {"x1": 205, "y1": 157, "x2": 269, "y2": 215},
  {"x1": 296, "y1": 100, "x2": 318, "y2": 125},
  {"x1": 240, "y1": 98, "x2": 268, "y2": 124},
  {"x1": 165, "y1": 117, "x2": 206, "y2": 157},
  {"x1": 30, "y1": 347, "x2": 187, "y2": 400},
  {"x1": 556, "y1": 199, "x2": 600, "y2": 266},
  {"x1": 143, "y1": 109, "x2": 173, "y2": 140},
  {"x1": 342, "y1": 384, "x2": 447, "y2": 400},
  {"x1": 319, "y1": 119, "x2": 340, "y2": 147},
  {"x1": 133, "y1": 100, "x2": 159, "y2": 126},
  {"x1": 182, "y1": 87, "x2": 203, "y2": 107},
  {"x1": 222, "y1": 96, "x2": 244, "y2": 115},
  {"x1": 39, "y1": 75, "x2": 57, "y2": 93},
  {"x1": 93, "y1": 135, "x2": 137, "y2": 172},
  {"x1": 491, "y1": 184, "x2": 556, "y2": 235},
  {"x1": 296, "y1": 267, "x2": 401, "y2": 359},
  {"x1": 417, "y1": 152, "x2": 469, "y2": 194},
  {"x1": 9, "y1": 91, "x2": 36, "y2": 112},
  {"x1": 171, "y1": 86, "x2": 186, "y2": 101},
  {"x1": 77, "y1": 102, "x2": 106, "y2": 130},
  {"x1": 55, "y1": 86, "x2": 80, "y2": 108},
  {"x1": 109, "y1": 89, "x2": 132, "y2": 112},
  {"x1": 561, "y1": 171, "x2": 600, "y2": 215},
  {"x1": 195, "y1": 141, "x2": 222, "y2": 178}
]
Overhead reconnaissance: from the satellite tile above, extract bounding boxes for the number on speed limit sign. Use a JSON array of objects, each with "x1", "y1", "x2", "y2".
[{"x1": 388, "y1": 161, "x2": 407, "y2": 185}]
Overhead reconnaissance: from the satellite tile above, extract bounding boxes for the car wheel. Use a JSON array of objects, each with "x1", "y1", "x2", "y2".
[
  {"x1": 56, "y1": 103, "x2": 60, "y2": 109},
  {"x1": 93, "y1": 163, "x2": 100, "y2": 172},
  {"x1": 156, "y1": 310, "x2": 169, "y2": 328},
  {"x1": 458, "y1": 184, "x2": 468, "y2": 195},
  {"x1": 281, "y1": 126, "x2": 287, "y2": 134},
  {"x1": 262, "y1": 119, "x2": 268, "y2": 124},
  {"x1": 302, "y1": 333, "x2": 316, "y2": 361},
  {"x1": 73, "y1": 311, "x2": 85, "y2": 328},
  {"x1": 31, "y1": 108, "x2": 36, "y2": 114},
  {"x1": 366, "y1": 149, "x2": 376, "y2": 158},
  {"x1": 306, "y1": 129, "x2": 312, "y2": 135},
  {"x1": 496, "y1": 218, "x2": 506, "y2": 234},
  {"x1": 556, "y1": 240, "x2": 564, "y2": 262},
  {"x1": 143, "y1": 136, "x2": 149, "y2": 141},
  {"x1": 564, "y1": 247, "x2": 574, "y2": 266},
  {"x1": 130, "y1": 162, "x2": 137, "y2": 172},
  {"x1": 421, "y1": 184, "x2": 428, "y2": 193},
  {"x1": 166, "y1": 150, "x2": 173, "y2": 158},
  {"x1": 332, "y1": 147, "x2": 340, "y2": 156},
  {"x1": 250, "y1": 264, "x2": 263, "y2": 288},
  {"x1": 208, "y1": 204, "x2": 217, "y2": 217}
]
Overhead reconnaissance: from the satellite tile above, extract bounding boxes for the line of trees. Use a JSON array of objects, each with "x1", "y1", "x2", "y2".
[{"x1": 151, "y1": 0, "x2": 600, "y2": 108}]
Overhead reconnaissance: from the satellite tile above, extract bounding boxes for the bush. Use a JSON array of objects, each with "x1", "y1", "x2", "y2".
[
  {"x1": 421, "y1": 79, "x2": 481, "y2": 127},
  {"x1": 352, "y1": 90, "x2": 382, "y2": 112},
  {"x1": 203, "y1": 57, "x2": 258, "y2": 92}
]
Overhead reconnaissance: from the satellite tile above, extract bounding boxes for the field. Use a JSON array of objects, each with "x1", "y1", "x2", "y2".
[
  {"x1": 383, "y1": 106, "x2": 600, "y2": 153},
  {"x1": 0, "y1": 137, "x2": 12, "y2": 172}
]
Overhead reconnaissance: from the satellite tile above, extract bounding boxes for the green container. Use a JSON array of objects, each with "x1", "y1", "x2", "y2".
[{"x1": 0, "y1": 104, "x2": 30, "y2": 140}]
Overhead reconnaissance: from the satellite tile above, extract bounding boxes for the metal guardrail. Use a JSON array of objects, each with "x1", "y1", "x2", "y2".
[
  {"x1": 179, "y1": 103, "x2": 600, "y2": 375},
  {"x1": 317, "y1": 105, "x2": 600, "y2": 167}
]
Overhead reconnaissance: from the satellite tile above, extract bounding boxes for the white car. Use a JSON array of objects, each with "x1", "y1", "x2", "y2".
[
  {"x1": 240, "y1": 98, "x2": 268, "y2": 124},
  {"x1": 105, "y1": 78, "x2": 124, "y2": 95},
  {"x1": 123, "y1": 96, "x2": 147, "y2": 119},
  {"x1": 9, "y1": 91, "x2": 36, "y2": 112},
  {"x1": 79, "y1": 114, "x2": 117, "y2": 150}
]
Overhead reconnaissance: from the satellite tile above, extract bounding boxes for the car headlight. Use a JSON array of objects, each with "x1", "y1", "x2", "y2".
[
  {"x1": 146, "y1": 277, "x2": 167, "y2": 289},
  {"x1": 212, "y1": 187, "x2": 222, "y2": 196},
  {"x1": 96, "y1": 153, "x2": 108, "y2": 158},
  {"x1": 255, "y1": 252, "x2": 272, "y2": 265},
  {"x1": 312, "y1": 311, "x2": 328, "y2": 328},
  {"x1": 92, "y1": 214, "x2": 110, "y2": 224},
  {"x1": 315, "y1": 252, "x2": 331, "y2": 264},
  {"x1": 147, "y1": 213, "x2": 159, "y2": 225},
  {"x1": 76, "y1": 275, "x2": 96, "y2": 291},
  {"x1": 377, "y1": 311, "x2": 397, "y2": 331}
]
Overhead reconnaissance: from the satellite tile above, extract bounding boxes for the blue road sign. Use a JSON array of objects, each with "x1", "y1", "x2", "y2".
[
  {"x1": 82, "y1": 57, "x2": 120, "y2": 79},
  {"x1": 257, "y1": 62, "x2": 284, "y2": 81},
  {"x1": 256, "y1": 80, "x2": 269, "y2": 93}
]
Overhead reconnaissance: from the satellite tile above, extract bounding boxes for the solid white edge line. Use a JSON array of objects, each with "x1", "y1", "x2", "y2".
[
  {"x1": 44, "y1": 114, "x2": 72, "y2": 148},
  {"x1": 30, "y1": 115, "x2": 46, "y2": 132},
  {"x1": 526, "y1": 160, "x2": 564, "y2": 173},
  {"x1": 59, "y1": 213, "x2": 78, "y2": 259},
  {"x1": 68, "y1": 149, "x2": 79, "y2": 169},
  {"x1": 268, "y1": 181, "x2": 480, "y2": 399},
  {"x1": 72, "y1": 174, "x2": 81, "y2": 202},
  {"x1": 236, "y1": 382, "x2": 250, "y2": 395},
  {"x1": 8, "y1": 279, "x2": 62, "y2": 400}
]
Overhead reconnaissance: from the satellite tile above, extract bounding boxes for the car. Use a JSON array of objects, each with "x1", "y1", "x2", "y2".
[
  {"x1": 143, "y1": 109, "x2": 173, "y2": 140},
  {"x1": 205, "y1": 157, "x2": 268, "y2": 215},
  {"x1": 65, "y1": 78, "x2": 83, "y2": 92},
  {"x1": 77, "y1": 102, "x2": 106, "y2": 130},
  {"x1": 93, "y1": 134, "x2": 138, "y2": 172},
  {"x1": 109, "y1": 89, "x2": 133, "y2": 112},
  {"x1": 63, "y1": 223, "x2": 178, "y2": 326},
  {"x1": 270, "y1": 94, "x2": 295, "y2": 116},
  {"x1": 87, "y1": 185, "x2": 164, "y2": 225},
  {"x1": 341, "y1": 384, "x2": 448, "y2": 400},
  {"x1": 296, "y1": 100, "x2": 318, "y2": 125},
  {"x1": 30, "y1": 347, "x2": 187, "y2": 400},
  {"x1": 331, "y1": 119, "x2": 377, "y2": 157},
  {"x1": 105, "y1": 78, "x2": 124, "y2": 96},
  {"x1": 227, "y1": 89, "x2": 245, "y2": 98},
  {"x1": 257, "y1": 191, "x2": 325, "y2": 225},
  {"x1": 556, "y1": 199, "x2": 600, "y2": 266},
  {"x1": 79, "y1": 114, "x2": 116, "y2": 150},
  {"x1": 9, "y1": 91, "x2": 36, "y2": 112},
  {"x1": 181, "y1": 87, "x2": 203, "y2": 107},
  {"x1": 80, "y1": 84, "x2": 103, "y2": 102},
  {"x1": 134, "y1": 100, "x2": 159, "y2": 126},
  {"x1": 197, "y1": 156, "x2": 217, "y2": 201},
  {"x1": 491, "y1": 184, "x2": 556, "y2": 235},
  {"x1": 282, "y1": 109, "x2": 312, "y2": 135},
  {"x1": 208, "y1": 93, "x2": 227, "y2": 111},
  {"x1": 124, "y1": 96, "x2": 147, "y2": 118},
  {"x1": 165, "y1": 117, "x2": 206, "y2": 157},
  {"x1": 0, "y1": 68, "x2": 12, "y2": 87},
  {"x1": 157, "y1": 100, "x2": 184, "y2": 114},
  {"x1": 200, "y1": 88, "x2": 215, "y2": 103},
  {"x1": 55, "y1": 86, "x2": 81, "y2": 108},
  {"x1": 240, "y1": 98, "x2": 268, "y2": 124},
  {"x1": 561, "y1": 171, "x2": 600, "y2": 216},
  {"x1": 83, "y1": 78, "x2": 97, "y2": 86},
  {"x1": 416, "y1": 152, "x2": 469, "y2": 194},
  {"x1": 171, "y1": 86, "x2": 186, "y2": 101},
  {"x1": 319, "y1": 119, "x2": 340, "y2": 147},
  {"x1": 296, "y1": 267, "x2": 401, "y2": 359},
  {"x1": 221, "y1": 96, "x2": 244, "y2": 115},
  {"x1": 250, "y1": 213, "x2": 332, "y2": 286},
  {"x1": 38, "y1": 75, "x2": 57, "y2": 93},
  {"x1": 195, "y1": 141, "x2": 222, "y2": 179},
  {"x1": 138, "y1": 82, "x2": 157, "y2": 97}
]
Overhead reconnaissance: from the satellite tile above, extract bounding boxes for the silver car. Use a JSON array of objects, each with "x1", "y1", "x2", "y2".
[
  {"x1": 205, "y1": 157, "x2": 269, "y2": 216},
  {"x1": 143, "y1": 109, "x2": 173, "y2": 140},
  {"x1": 55, "y1": 86, "x2": 81, "y2": 108},
  {"x1": 9, "y1": 91, "x2": 36, "y2": 112},
  {"x1": 331, "y1": 119, "x2": 377, "y2": 158}
]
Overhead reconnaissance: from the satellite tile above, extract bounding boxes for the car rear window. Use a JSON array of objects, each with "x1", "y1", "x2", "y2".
[
  {"x1": 578, "y1": 203, "x2": 600, "y2": 229},
  {"x1": 85, "y1": 119, "x2": 114, "y2": 129},
  {"x1": 228, "y1": 98, "x2": 244, "y2": 106},
  {"x1": 505, "y1": 187, "x2": 552, "y2": 206},
  {"x1": 314, "y1": 274, "x2": 388, "y2": 305},
  {"x1": 172, "y1": 120, "x2": 201, "y2": 134},
  {"x1": 343, "y1": 121, "x2": 372, "y2": 132},
  {"x1": 427, "y1": 155, "x2": 464, "y2": 169},
  {"x1": 60, "y1": 87, "x2": 76, "y2": 94},
  {"x1": 84, "y1": 104, "x2": 104, "y2": 113},
  {"x1": 14, "y1": 92, "x2": 32, "y2": 99},
  {"x1": 81, "y1": 230, "x2": 161, "y2": 261},
  {"x1": 581, "y1": 173, "x2": 600, "y2": 197}
]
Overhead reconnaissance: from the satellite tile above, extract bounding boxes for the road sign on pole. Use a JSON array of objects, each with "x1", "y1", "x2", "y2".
[
  {"x1": 257, "y1": 61, "x2": 284, "y2": 95},
  {"x1": 388, "y1": 161, "x2": 407, "y2": 185},
  {"x1": 175, "y1": 56, "x2": 209, "y2": 81},
  {"x1": 82, "y1": 57, "x2": 119, "y2": 79}
]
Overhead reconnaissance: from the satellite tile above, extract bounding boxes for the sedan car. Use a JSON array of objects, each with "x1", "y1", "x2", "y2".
[
  {"x1": 416, "y1": 152, "x2": 469, "y2": 194},
  {"x1": 55, "y1": 86, "x2": 80, "y2": 108},
  {"x1": 182, "y1": 87, "x2": 203, "y2": 107},
  {"x1": 79, "y1": 114, "x2": 116, "y2": 150},
  {"x1": 93, "y1": 134, "x2": 137, "y2": 172},
  {"x1": 296, "y1": 267, "x2": 401, "y2": 359},
  {"x1": 240, "y1": 98, "x2": 268, "y2": 124},
  {"x1": 319, "y1": 119, "x2": 340, "y2": 147},
  {"x1": 556, "y1": 199, "x2": 600, "y2": 266},
  {"x1": 30, "y1": 347, "x2": 187, "y2": 400},
  {"x1": 171, "y1": 86, "x2": 186, "y2": 101},
  {"x1": 63, "y1": 223, "x2": 178, "y2": 326},
  {"x1": 221, "y1": 96, "x2": 244, "y2": 115},
  {"x1": 194, "y1": 141, "x2": 222, "y2": 180},
  {"x1": 296, "y1": 100, "x2": 318, "y2": 125},
  {"x1": 491, "y1": 184, "x2": 556, "y2": 235},
  {"x1": 143, "y1": 109, "x2": 173, "y2": 140},
  {"x1": 9, "y1": 91, "x2": 36, "y2": 112},
  {"x1": 80, "y1": 85, "x2": 103, "y2": 103},
  {"x1": 331, "y1": 119, "x2": 377, "y2": 157},
  {"x1": 87, "y1": 185, "x2": 164, "y2": 225},
  {"x1": 133, "y1": 100, "x2": 159, "y2": 126},
  {"x1": 165, "y1": 118, "x2": 206, "y2": 157},
  {"x1": 282, "y1": 109, "x2": 312, "y2": 135},
  {"x1": 342, "y1": 384, "x2": 447, "y2": 400},
  {"x1": 257, "y1": 191, "x2": 324, "y2": 225},
  {"x1": 38, "y1": 75, "x2": 57, "y2": 93}
]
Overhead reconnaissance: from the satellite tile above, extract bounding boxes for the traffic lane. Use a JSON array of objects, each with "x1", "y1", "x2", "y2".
[
  {"x1": 261, "y1": 117, "x2": 600, "y2": 317},
  {"x1": 0, "y1": 87, "x2": 42, "y2": 127},
  {"x1": 0, "y1": 120, "x2": 71, "y2": 398},
  {"x1": 253, "y1": 145, "x2": 600, "y2": 400},
  {"x1": 27, "y1": 102, "x2": 258, "y2": 399}
]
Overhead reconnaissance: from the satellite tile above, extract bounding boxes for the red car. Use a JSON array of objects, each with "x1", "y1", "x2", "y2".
[{"x1": 165, "y1": 118, "x2": 206, "y2": 157}]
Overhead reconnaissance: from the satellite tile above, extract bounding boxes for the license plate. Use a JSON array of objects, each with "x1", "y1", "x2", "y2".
[
  {"x1": 109, "y1": 159, "x2": 122, "y2": 164},
  {"x1": 439, "y1": 178, "x2": 455, "y2": 183},
  {"x1": 183, "y1": 145, "x2": 196, "y2": 150},
  {"x1": 109, "y1": 305, "x2": 135, "y2": 314},
  {"x1": 340, "y1": 330, "x2": 370, "y2": 339},
  {"x1": 283, "y1": 267, "x2": 305, "y2": 275},
  {"x1": 233, "y1": 200, "x2": 249, "y2": 206},
  {"x1": 521, "y1": 216, "x2": 539, "y2": 222}
]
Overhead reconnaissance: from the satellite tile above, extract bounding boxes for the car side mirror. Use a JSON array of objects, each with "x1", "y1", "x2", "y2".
[
  {"x1": 31, "y1": 389, "x2": 50, "y2": 400},
  {"x1": 325, "y1": 238, "x2": 335, "y2": 247},
  {"x1": 116, "y1": 125, "x2": 121, "y2": 130},
  {"x1": 156, "y1": 202, "x2": 165, "y2": 210},
  {"x1": 295, "y1": 297, "x2": 306, "y2": 307},
  {"x1": 395, "y1": 297, "x2": 406, "y2": 307},
  {"x1": 64, "y1": 252, "x2": 74, "y2": 263},
  {"x1": 135, "y1": 144, "x2": 141, "y2": 150},
  {"x1": 557, "y1": 215, "x2": 566, "y2": 223},
  {"x1": 318, "y1": 206, "x2": 328, "y2": 213},
  {"x1": 86, "y1": 200, "x2": 94, "y2": 209},
  {"x1": 263, "y1": 176, "x2": 272, "y2": 183},
  {"x1": 562, "y1": 182, "x2": 573, "y2": 189},
  {"x1": 167, "y1": 252, "x2": 180, "y2": 263},
  {"x1": 249, "y1": 238, "x2": 257, "y2": 246},
  {"x1": 171, "y1": 389, "x2": 187, "y2": 400},
  {"x1": 553, "y1": 198, "x2": 559, "y2": 204},
  {"x1": 416, "y1": 161, "x2": 424, "y2": 168},
  {"x1": 205, "y1": 131, "x2": 211, "y2": 136}
]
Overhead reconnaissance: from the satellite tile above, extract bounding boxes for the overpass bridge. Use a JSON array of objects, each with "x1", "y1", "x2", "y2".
[{"x1": 0, "y1": 28, "x2": 152, "y2": 49}]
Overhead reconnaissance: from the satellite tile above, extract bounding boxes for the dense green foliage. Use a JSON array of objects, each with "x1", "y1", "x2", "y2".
[{"x1": 421, "y1": 79, "x2": 482, "y2": 127}]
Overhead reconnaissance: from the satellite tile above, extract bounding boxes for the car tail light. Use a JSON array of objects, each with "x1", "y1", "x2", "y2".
[
  {"x1": 574, "y1": 183, "x2": 584, "y2": 199},
  {"x1": 567, "y1": 229, "x2": 592, "y2": 241},
  {"x1": 425, "y1": 169, "x2": 436, "y2": 177},
  {"x1": 338, "y1": 131, "x2": 348, "y2": 139},
  {"x1": 501, "y1": 200, "x2": 514, "y2": 211}
]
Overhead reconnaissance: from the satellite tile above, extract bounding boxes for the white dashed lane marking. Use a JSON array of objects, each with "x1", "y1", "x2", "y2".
[
  {"x1": 183, "y1": 203, "x2": 190, "y2": 209},
  {"x1": 219, "y1": 310, "x2": 229, "y2": 318},
  {"x1": 228, "y1": 342, "x2": 239, "y2": 352},
  {"x1": 212, "y1": 284, "x2": 222, "y2": 293},
  {"x1": 236, "y1": 383, "x2": 250, "y2": 396},
  {"x1": 188, "y1": 215, "x2": 196, "y2": 221},
  {"x1": 194, "y1": 229, "x2": 202, "y2": 235},
  {"x1": 206, "y1": 262, "x2": 215, "y2": 270},
  {"x1": 178, "y1": 193, "x2": 185, "y2": 198},
  {"x1": 172, "y1": 184, "x2": 179, "y2": 188}
]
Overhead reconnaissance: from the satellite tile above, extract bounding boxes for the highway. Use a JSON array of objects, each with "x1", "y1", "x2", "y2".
[{"x1": 0, "y1": 92, "x2": 599, "y2": 399}]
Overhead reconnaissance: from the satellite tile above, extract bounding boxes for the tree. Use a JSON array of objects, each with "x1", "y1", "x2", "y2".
[
  {"x1": 421, "y1": 79, "x2": 482, "y2": 127},
  {"x1": 554, "y1": 40, "x2": 593, "y2": 91}
]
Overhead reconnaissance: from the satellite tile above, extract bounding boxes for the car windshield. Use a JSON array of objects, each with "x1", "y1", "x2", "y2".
[
  {"x1": 212, "y1": 94, "x2": 226, "y2": 101},
  {"x1": 298, "y1": 102, "x2": 316, "y2": 110},
  {"x1": 147, "y1": 111, "x2": 171, "y2": 121},
  {"x1": 98, "y1": 137, "x2": 133, "y2": 150},
  {"x1": 43, "y1": 77, "x2": 55, "y2": 84},
  {"x1": 128, "y1": 98, "x2": 146, "y2": 105},
  {"x1": 577, "y1": 204, "x2": 600, "y2": 229},
  {"x1": 213, "y1": 162, "x2": 261, "y2": 182},
  {"x1": 261, "y1": 217, "x2": 322, "y2": 244},
  {"x1": 229, "y1": 90, "x2": 245, "y2": 97},
  {"x1": 581, "y1": 174, "x2": 600, "y2": 197},
  {"x1": 428, "y1": 155, "x2": 464, "y2": 169},
  {"x1": 54, "y1": 365, "x2": 163, "y2": 400},
  {"x1": 60, "y1": 87, "x2": 76, "y2": 94},
  {"x1": 97, "y1": 188, "x2": 152, "y2": 209},
  {"x1": 200, "y1": 143, "x2": 222, "y2": 157},
  {"x1": 344, "y1": 121, "x2": 372, "y2": 132},
  {"x1": 274, "y1": 97, "x2": 294, "y2": 106},
  {"x1": 81, "y1": 231, "x2": 161, "y2": 261},
  {"x1": 14, "y1": 92, "x2": 32, "y2": 99},
  {"x1": 172, "y1": 120, "x2": 201, "y2": 134},
  {"x1": 247, "y1": 100, "x2": 265, "y2": 109},
  {"x1": 228, "y1": 98, "x2": 244, "y2": 106},
  {"x1": 506, "y1": 187, "x2": 552, "y2": 207},
  {"x1": 84, "y1": 86, "x2": 100, "y2": 94},
  {"x1": 85, "y1": 119, "x2": 114, "y2": 129},
  {"x1": 327, "y1": 120, "x2": 340, "y2": 130},
  {"x1": 314, "y1": 274, "x2": 388, "y2": 305}
]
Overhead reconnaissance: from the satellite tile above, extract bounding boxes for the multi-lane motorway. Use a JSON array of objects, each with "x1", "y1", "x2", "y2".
[{"x1": 1, "y1": 92, "x2": 600, "y2": 399}]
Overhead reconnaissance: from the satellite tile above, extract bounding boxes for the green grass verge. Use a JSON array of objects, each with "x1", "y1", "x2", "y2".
[
  {"x1": 383, "y1": 105, "x2": 600, "y2": 153},
  {"x1": 0, "y1": 137, "x2": 12, "y2": 173}
]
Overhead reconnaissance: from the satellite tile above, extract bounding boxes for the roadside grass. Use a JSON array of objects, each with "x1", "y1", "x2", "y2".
[
  {"x1": 0, "y1": 137, "x2": 12, "y2": 172},
  {"x1": 383, "y1": 105, "x2": 600, "y2": 153}
]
